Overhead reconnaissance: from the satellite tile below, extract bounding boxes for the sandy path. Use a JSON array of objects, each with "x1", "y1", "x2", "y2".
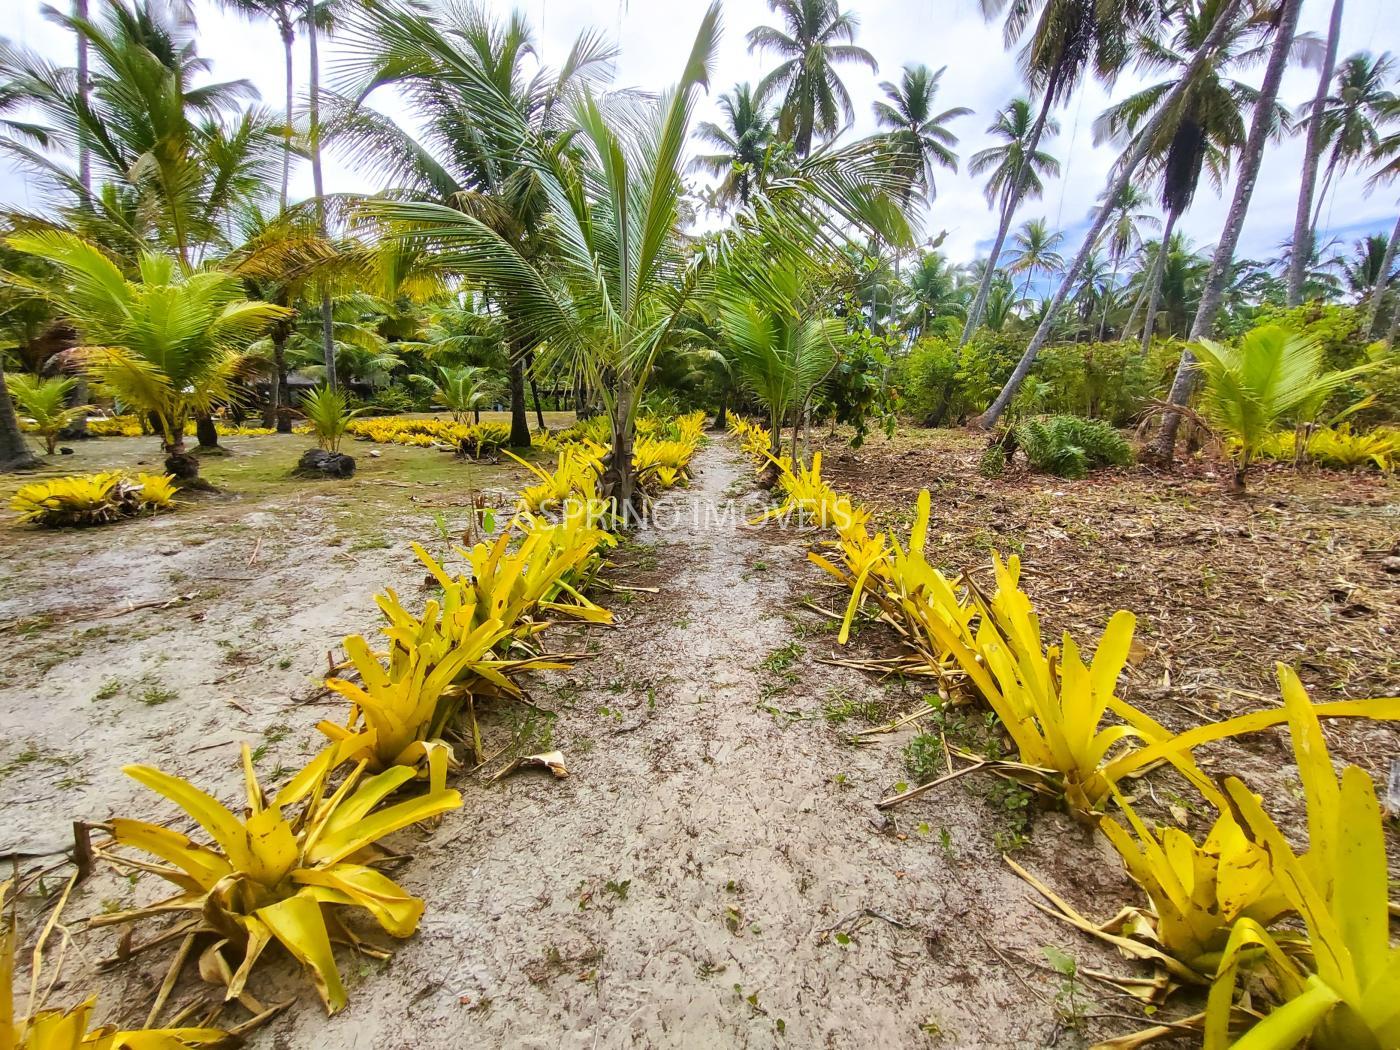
[{"x1": 242, "y1": 439, "x2": 1115, "y2": 1048}]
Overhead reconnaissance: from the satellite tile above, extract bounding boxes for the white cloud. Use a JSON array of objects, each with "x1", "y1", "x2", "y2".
[{"x1": 3, "y1": 0, "x2": 1396, "y2": 265}]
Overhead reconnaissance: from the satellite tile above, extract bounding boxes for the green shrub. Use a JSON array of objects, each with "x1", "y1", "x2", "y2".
[{"x1": 1011, "y1": 415, "x2": 1133, "y2": 479}]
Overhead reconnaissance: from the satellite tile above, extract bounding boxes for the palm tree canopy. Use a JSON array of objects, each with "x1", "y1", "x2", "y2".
[
  {"x1": 1315, "y1": 51, "x2": 1399, "y2": 182},
  {"x1": 748, "y1": 0, "x2": 877, "y2": 156},
  {"x1": 872, "y1": 64, "x2": 972, "y2": 200},
  {"x1": 1006, "y1": 218, "x2": 1065, "y2": 276},
  {"x1": 968, "y1": 97, "x2": 1061, "y2": 210},
  {"x1": 5, "y1": 229, "x2": 287, "y2": 442},
  {"x1": 1091, "y1": 182, "x2": 1161, "y2": 264},
  {"x1": 1092, "y1": 0, "x2": 1295, "y2": 218},
  {"x1": 690, "y1": 82, "x2": 782, "y2": 208},
  {"x1": 0, "y1": 0, "x2": 282, "y2": 263}
]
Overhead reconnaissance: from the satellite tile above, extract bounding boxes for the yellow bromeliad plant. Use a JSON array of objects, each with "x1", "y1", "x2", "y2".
[
  {"x1": 94, "y1": 744, "x2": 460, "y2": 1015},
  {"x1": 11, "y1": 472, "x2": 176, "y2": 527},
  {"x1": 728, "y1": 417, "x2": 773, "y2": 467},
  {"x1": 633, "y1": 436, "x2": 699, "y2": 492},
  {"x1": 751, "y1": 453, "x2": 868, "y2": 532},
  {"x1": 1098, "y1": 799, "x2": 1293, "y2": 978},
  {"x1": 809, "y1": 490, "x2": 975, "y2": 673},
  {"x1": 3, "y1": 880, "x2": 231, "y2": 1048},
  {"x1": 506, "y1": 445, "x2": 603, "y2": 513},
  {"x1": 318, "y1": 623, "x2": 513, "y2": 786},
  {"x1": 1204, "y1": 666, "x2": 1400, "y2": 1049}
]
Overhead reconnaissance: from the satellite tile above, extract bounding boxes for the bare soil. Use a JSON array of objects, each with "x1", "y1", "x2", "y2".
[{"x1": 0, "y1": 425, "x2": 1395, "y2": 1048}]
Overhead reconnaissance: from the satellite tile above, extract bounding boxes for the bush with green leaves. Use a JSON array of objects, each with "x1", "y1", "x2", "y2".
[{"x1": 1000, "y1": 415, "x2": 1134, "y2": 479}]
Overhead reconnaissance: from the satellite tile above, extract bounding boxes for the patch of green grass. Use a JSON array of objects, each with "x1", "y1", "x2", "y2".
[
  {"x1": 821, "y1": 690, "x2": 879, "y2": 726},
  {"x1": 92, "y1": 678, "x2": 121, "y2": 701},
  {"x1": 140, "y1": 685, "x2": 177, "y2": 706}
]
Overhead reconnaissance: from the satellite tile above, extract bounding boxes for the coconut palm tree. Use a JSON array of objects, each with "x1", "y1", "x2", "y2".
[
  {"x1": 960, "y1": 0, "x2": 1148, "y2": 345},
  {"x1": 716, "y1": 269, "x2": 844, "y2": 460},
  {"x1": 969, "y1": 98, "x2": 1062, "y2": 218},
  {"x1": 419, "y1": 364, "x2": 496, "y2": 423},
  {"x1": 982, "y1": 0, "x2": 1291, "y2": 430},
  {"x1": 0, "y1": 0, "x2": 283, "y2": 265},
  {"x1": 1285, "y1": 0, "x2": 1344, "y2": 306},
  {"x1": 1192, "y1": 325, "x2": 1365, "y2": 490},
  {"x1": 747, "y1": 0, "x2": 877, "y2": 157},
  {"x1": 330, "y1": 0, "x2": 616, "y2": 448},
  {"x1": 359, "y1": 1, "x2": 910, "y2": 514},
  {"x1": 872, "y1": 64, "x2": 971, "y2": 202},
  {"x1": 690, "y1": 83, "x2": 781, "y2": 210},
  {"x1": 6, "y1": 374, "x2": 90, "y2": 454},
  {"x1": 1005, "y1": 218, "x2": 1065, "y2": 304},
  {"x1": 1309, "y1": 52, "x2": 1399, "y2": 235},
  {"x1": 1090, "y1": 182, "x2": 1159, "y2": 337},
  {"x1": 901, "y1": 250, "x2": 968, "y2": 339},
  {"x1": 6, "y1": 230, "x2": 287, "y2": 483},
  {"x1": 1337, "y1": 233, "x2": 1396, "y2": 301},
  {"x1": 1151, "y1": 0, "x2": 1305, "y2": 461},
  {"x1": 1094, "y1": 0, "x2": 1288, "y2": 353}
]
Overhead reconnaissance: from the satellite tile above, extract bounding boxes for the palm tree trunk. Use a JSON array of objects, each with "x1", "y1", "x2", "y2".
[
  {"x1": 268, "y1": 325, "x2": 292, "y2": 432},
  {"x1": 507, "y1": 354, "x2": 530, "y2": 447},
  {"x1": 1364, "y1": 214, "x2": 1400, "y2": 337},
  {"x1": 195, "y1": 411, "x2": 219, "y2": 450},
  {"x1": 1310, "y1": 155, "x2": 1339, "y2": 237},
  {"x1": 306, "y1": 0, "x2": 337, "y2": 392},
  {"x1": 1097, "y1": 260, "x2": 1119, "y2": 341},
  {"x1": 1139, "y1": 208, "x2": 1179, "y2": 356},
  {"x1": 0, "y1": 369, "x2": 40, "y2": 472},
  {"x1": 1286, "y1": 0, "x2": 1343, "y2": 306},
  {"x1": 75, "y1": 0, "x2": 90, "y2": 197},
  {"x1": 960, "y1": 75, "x2": 1060, "y2": 347},
  {"x1": 525, "y1": 348, "x2": 545, "y2": 430},
  {"x1": 978, "y1": 0, "x2": 1250, "y2": 431},
  {"x1": 279, "y1": 20, "x2": 294, "y2": 211},
  {"x1": 1387, "y1": 299, "x2": 1399, "y2": 347},
  {"x1": 1151, "y1": 0, "x2": 1303, "y2": 464}
]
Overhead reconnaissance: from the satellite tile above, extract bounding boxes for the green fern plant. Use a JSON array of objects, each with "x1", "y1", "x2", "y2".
[{"x1": 1011, "y1": 416, "x2": 1133, "y2": 479}]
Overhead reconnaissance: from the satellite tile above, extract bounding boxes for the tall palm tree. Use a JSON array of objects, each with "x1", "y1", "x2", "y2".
[
  {"x1": 304, "y1": 0, "x2": 340, "y2": 390},
  {"x1": 690, "y1": 83, "x2": 780, "y2": 210},
  {"x1": 1285, "y1": 0, "x2": 1344, "y2": 306},
  {"x1": 1310, "y1": 52, "x2": 1399, "y2": 235},
  {"x1": 1094, "y1": 0, "x2": 1286, "y2": 353},
  {"x1": 359, "y1": 1, "x2": 910, "y2": 513},
  {"x1": 901, "y1": 250, "x2": 968, "y2": 340},
  {"x1": 747, "y1": 0, "x2": 877, "y2": 157},
  {"x1": 969, "y1": 98, "x2": 1061, "y2": 217},
  {"x1": 7, "y1": 230, "x2": 287, "y2": 482},
  {"x1": 1151, "y1": 0, "x2": 1306, "y2": 461},
  {"x1": 333, "y1": 0, "x2": 616, "y2": 447},
  {"x1": 960, "y1": 0, "x2": 1147, "y2": 345},
  {"x1": 872, "y1": 64, "x2": 971, "y2": 201},
  {"x1": 1005, "y1": 218, "x2": 1064, "y2": 304},
  {"x1": 214, "y1": 0, "x2": 297, "y2": 208},
  {"x1": 1090, "y1": 182, "x2": 1159, "y2": 337}
]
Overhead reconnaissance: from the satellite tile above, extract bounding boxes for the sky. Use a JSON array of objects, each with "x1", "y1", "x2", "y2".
[{"x1": 3, "y1": 0, "x2": 1398, "y2": 273}]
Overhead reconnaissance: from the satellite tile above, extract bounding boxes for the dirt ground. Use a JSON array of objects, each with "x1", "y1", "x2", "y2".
[{"x1": 0, "y1": 423, "x2": 1396, "y2": 1048}]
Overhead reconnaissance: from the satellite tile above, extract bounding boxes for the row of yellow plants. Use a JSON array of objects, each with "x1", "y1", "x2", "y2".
[
  {"x1": 3, "y1": 417, "x2": 702, "y2": 1042},
  {"x1": 84, "y1": 416, "x2": 288, "y2": 439},
  {"x1": 1252, "y1": 423, "x2": 1398, "y2": 471},
  {"x1": 733, "y1": 419, "x2": 1400, "y2": 1047}
]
